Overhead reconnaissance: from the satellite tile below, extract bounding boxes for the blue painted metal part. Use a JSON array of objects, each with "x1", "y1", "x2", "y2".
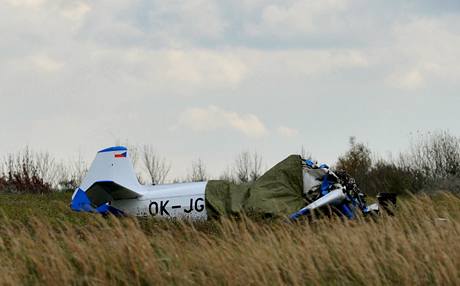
[
  {"x1": 339, "y1": 203, "x2": 355, "y2": 219},
  {"x1": 70, "y1": 188, "x2": 93, "y2": 212},
  {"x1": 96, "y1": 204, "x2": 125, "y2": 215},
  {"x1": 107, "y1": 205, "x2": 125, "y2": 216},
  {"x1": 98, "y1": 146, "x2": 127, "y2": 153},
  {"x1": 320, "y1": 176, "x2": 330, "y2": 196},
  {"x1": 96, "y1": 204, "x2": 109, "y2": 213},
  {"x1": 304, "y1": 159, "x2": 315, "y2": 167},
  {"x1": 70, "y1": 188, "x2": 125, "y2": 215},
  {"x1": 346, "y1": 193, "x2": 369, "y2": 214},
  {"x1": 289, "y1": 177, "x2": 332, "y2": 220},
  {"x1": 289, "y1": 207, "x2": 310, "y2": 220}
]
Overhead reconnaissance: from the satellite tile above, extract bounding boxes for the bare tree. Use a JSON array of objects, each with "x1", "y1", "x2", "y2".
[
  {"x1": 234, "y1": 151, "x2": 263, "y2": 183},
  {"x1": 57, "y1": 152, "x2": 88, "y2": 191},
  {"x1": 250, "y1": 151, "x2": 263, "y2": 182},
  {"x1": 219, "y1": 165, "x2": 236, "y2": 183},
  {"x1": 235, "y1": 151, "x2": 250, "y2": 183},
  {"x1": 0, "y1": 147, "x2": 53, "y2": 193},
  {"x1": 35, "y1": 151, "x2": 60, "y2": 187},
  {"x1": 72, "y1": 152, "x2": 88, "y2": 186},
  {"x1": 2, "y1": 147, "x2": 60, "y2": 186},
  {"x1": 300, "y1": 145, "x2": 313, "y2": 160},
  {"x1": 399, "y1": 130, "x2": 460, "y2": 180},
  {"x1": 188, "y1": 158, "x2": 207, "y2": 182},
  {"x1": 142, "y1": 145, "x2": 171, "y2": 185},
  {"x1": 4, "y1": 147, "x2": 36, "y2": 178}
]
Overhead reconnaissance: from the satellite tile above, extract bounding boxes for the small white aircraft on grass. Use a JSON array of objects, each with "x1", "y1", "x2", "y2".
[
  {"x1": 71, "y1": 146, "x2": 208, "y2": 219},
  {"x1": 71, "y1": 146, "x2": 396, "y2": 220}
]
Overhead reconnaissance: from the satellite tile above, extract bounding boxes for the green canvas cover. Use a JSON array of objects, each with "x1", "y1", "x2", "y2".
[{"x1": 205, "y1": 155, "x2": 306, "y2": 219}]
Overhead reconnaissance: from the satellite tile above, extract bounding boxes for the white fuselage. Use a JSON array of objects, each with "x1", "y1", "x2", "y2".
[
  {"x1": 110, "y1": 182, "x2": 208, "y2": 219},
  {"x1": 72, "y1": 147, "x2": 209, "y2": 219}
]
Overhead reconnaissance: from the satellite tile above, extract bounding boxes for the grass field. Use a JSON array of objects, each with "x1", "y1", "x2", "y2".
[{"x1": 0, "y1": 192, "x2": 459, "y2": 285}]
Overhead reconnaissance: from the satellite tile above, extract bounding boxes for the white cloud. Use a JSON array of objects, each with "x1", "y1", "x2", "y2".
[
  {"x1": 277, "y1": 126, "x2": 299, "y2": 137},
  {"x1": 383, "y1": 16, "x2": 460, "y2": 90},
  {"x1": 82, "y1": 0, "x2": 227, "y2": 48},
  {"x1": 60, "y1": 2, "x2": 91, "y2": 22},
  {"x1": 246, "y1": 0, "x2": 350, "y2": 38},
  {"x1": 89, "y1": 48, "x2": 368, "y2": 91},
  {"x1": 177, "y1": 105, "x2": 268, "y2": 138},
  {"x1": 5, "y1": 0, "x2": 46, "y2": 8},
  {"x1": 171, "y1": 0, "x2": 227, "y2": 40},
  {"x1": 387, "y1": 69, "x2": 423, "y2": 90},
  {"x1": 385, "y1": 63, "x2": 442, "y2": 90},
  {"x1": 85, "y1": 48, "x2": 250, "y2": 92},
  {"x1": 236, "y1": 49, "x2": 369, "y2": 81},
  {"x1": 30, "y1": 55, "x2": 64, "y2": 73},
  {"x1": 162, "y1": 50, "x2": 248, "y2": 87}
]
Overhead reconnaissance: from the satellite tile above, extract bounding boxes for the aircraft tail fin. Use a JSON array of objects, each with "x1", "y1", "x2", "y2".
[{"x1": 71, "y1": 146, "x2": 142, "y2": 213}]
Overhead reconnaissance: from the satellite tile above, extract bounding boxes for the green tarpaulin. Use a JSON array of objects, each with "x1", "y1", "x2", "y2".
[{"x1": 205, "y1": 155, "x2": 306, "y2": 218}]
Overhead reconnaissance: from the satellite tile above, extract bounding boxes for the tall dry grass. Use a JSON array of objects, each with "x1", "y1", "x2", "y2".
[{"x1": 0, "y1": 193, "x2": 459, "y2": 285}]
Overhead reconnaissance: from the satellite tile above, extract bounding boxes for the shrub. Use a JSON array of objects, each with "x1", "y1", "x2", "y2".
[
  {"x1": 0, "y1": 148, "x2": 53, "y2": 194},
  {"x1": 399, "y1": 130, "x2": 460, "y2": 180},
  {"x1": 365, "y1": 160, "x2": 418, "y2": 195},
  {"x1": 336, "y1": 132, "x2": 460, "y2": 195},
  {"x1": 335, "y1": 137, "x2": 372, "y2": 192}
]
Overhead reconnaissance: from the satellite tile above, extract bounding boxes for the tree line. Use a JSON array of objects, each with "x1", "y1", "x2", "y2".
[
  {"x1": 336, "y1": 130, "x2": 460, "y2": 195},
  {"x1": 1, "y1": 130, "x2": 459, "y2": 195},
  {"x1": 0, "y1": 145, "x2": 265, "y2": 194}
]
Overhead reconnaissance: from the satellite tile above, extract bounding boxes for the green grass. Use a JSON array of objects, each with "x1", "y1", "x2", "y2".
[{"x1": 0, "y1": 192, "x2": 92, "y2": 226}]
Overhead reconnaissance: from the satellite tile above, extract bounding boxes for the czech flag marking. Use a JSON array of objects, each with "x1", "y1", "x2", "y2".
[{"x1": 114, "y1": 152, "x2": 127, "y2": 158}]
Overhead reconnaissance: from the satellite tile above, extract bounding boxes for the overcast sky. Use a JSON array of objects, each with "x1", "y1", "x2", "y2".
[{"x1": 1, "y1": 0, "x2": 459, "y2": 179}]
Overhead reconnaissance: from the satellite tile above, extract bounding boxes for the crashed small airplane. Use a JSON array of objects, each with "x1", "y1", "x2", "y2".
[{"x1": 71, "y1": 146, "x2": 396, "y2": 220}]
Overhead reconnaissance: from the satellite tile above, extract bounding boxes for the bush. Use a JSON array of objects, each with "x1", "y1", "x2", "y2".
[
  {"x1": 399, "y1": 130, "x2": 460, "y2": 180},
  {"x1": 336, "y1": 131, "x2": 460, "y2": 195},
  {"x1": 335, "y1": 137, "x2": 372, "y2": 192},
  {"x1": 365, "y1": 160, "x2": 419, "y2": 196},
  {"x1": 0, "y1": 148, "x2": 53, "y2": 194}
]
